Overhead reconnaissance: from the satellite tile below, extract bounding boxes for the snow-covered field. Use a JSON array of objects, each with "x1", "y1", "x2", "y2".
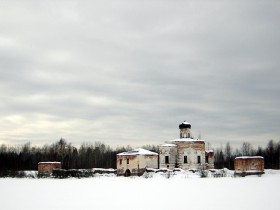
[{"x1": 1, "y1": 170, "x2": 279, "y2": 210}]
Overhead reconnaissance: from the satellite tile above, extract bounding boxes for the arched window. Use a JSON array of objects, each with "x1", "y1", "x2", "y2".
[
  {"x1": 184, "y1": 156, "x2": 188, "y2": 163},
  {"x1": 165, "y1": 156, "x2": 169, "y2": 164}
]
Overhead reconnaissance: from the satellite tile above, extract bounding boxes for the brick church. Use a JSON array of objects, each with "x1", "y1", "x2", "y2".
[{"x1": 159, "y1": 121, "x2": 214, "y2": 170}]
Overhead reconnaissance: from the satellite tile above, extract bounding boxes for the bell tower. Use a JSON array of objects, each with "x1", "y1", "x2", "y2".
[{"x1": 179, "y1": 121, "x2": 191, "y2": 138}]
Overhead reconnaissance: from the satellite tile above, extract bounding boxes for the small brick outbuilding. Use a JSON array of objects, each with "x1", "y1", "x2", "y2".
[
  {"x1": 234, "y1": 156, "x2": 264, "y2": 176},
  {"x1": 38, "y1": 162, "x2": 61, "y2": 175}
]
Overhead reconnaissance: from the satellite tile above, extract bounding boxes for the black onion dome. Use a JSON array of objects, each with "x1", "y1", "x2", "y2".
[{"x1": 179, "y1": 121, "x2": 191, "y2": 129}]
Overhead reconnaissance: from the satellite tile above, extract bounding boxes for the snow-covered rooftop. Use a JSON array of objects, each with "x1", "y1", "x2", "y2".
[
  {"x1": 160, "y1": 143, "x2": 177, "y2": 147},
  {"x1": 38, "y1": 162, "x2": 61, "y2": 164},
  {"x1": 206, "y1": 149, "x2": 214, "y2": 153},
  {"x1": 168, "y1": 138, "x2": 205, "y2": 143},
  {"x1": 235, "y1": 156, "x2": 264, "y2": 160},
  {"x1": 179, "y1": 121, "x2": 191, "y2": 129},
  {"x1": 117, "y1": 148, "x2": 158, "y2": 156}
]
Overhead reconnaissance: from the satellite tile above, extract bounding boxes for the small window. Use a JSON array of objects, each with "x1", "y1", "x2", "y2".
[
  {"x1": 197, "y1": 156, "x2": 201, "y2": 164},
  {"x1": 127, "y1": 159, "x2": 129, "y2": 164},
  {"x1": 165, "y1": 156, "x2": 169, "y2": 164},
  {"x1": 184, "y1": 156, "x2": 188, "y2": 163},
  {"x1": 120, "y1": 159, "x2": 122, "y2": 165},
  {"x1": 206, "y1": 156, "x2": 209, "y2": 163}
]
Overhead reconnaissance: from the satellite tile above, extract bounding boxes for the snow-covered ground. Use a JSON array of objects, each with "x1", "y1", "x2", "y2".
[{"x1": 1, "y1": 170, "x2": 279, "y2": 210}]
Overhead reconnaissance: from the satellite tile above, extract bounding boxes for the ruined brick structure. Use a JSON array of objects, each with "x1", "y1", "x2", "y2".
[
  {"x1": 159, "y1": 121, "x2": 214, "y2": 170},
  {"x1": 38, "y1": 162, "x2": 61, "y2": 175},
  {"x1": 116, "y1": 148, "x2": 158, "y2": 176},
  {"x1": 234, "y1": 156, "x2": 264, "y2": 176}
]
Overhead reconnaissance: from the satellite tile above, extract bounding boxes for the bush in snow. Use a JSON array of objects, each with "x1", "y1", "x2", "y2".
[{"x1": 0, "y1": 170, "x2": 37, "y2": 178}]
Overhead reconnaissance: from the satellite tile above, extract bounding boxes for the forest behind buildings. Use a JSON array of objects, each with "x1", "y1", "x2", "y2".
[{"x1": 0, "y1": 138, "x2": 279, "y2": 176}]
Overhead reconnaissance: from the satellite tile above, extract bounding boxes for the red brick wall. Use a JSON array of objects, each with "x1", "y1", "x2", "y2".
[
  {"x1": 234, "y1": 157, "x2": 264, "y2": 173},
  {"x1": 38, "y1": 162, "x2": 61, "y2": 174}
]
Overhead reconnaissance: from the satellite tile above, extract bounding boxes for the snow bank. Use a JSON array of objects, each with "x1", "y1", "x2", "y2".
[
  {"x1": 144, "y1": 168, "x2": 232, "y2": 179},
  {"x1": 52, "y1": 168, "x2": 116, "y2": 178}
]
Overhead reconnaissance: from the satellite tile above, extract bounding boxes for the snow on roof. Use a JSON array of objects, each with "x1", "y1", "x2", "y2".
[
  {"x1": 160, "y1": 143, "x2": 177, "y2": 147},
  {"x1": 168, "y1": 138, "x2": 205, "y2": 143},
  {"x1": 117, "y1": 148, "x2": 158, "y2": 156},
  {"x1": 235, "y1": 156, "x2": 264, "y2": 160},
  {"x1": 38, "y1": 162, "x2": 61, "y2": 164},
  {"x1": 206, "y1": 150, "x2": 214, "y2": 153}
]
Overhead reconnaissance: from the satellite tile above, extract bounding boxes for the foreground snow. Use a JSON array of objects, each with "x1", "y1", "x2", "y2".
[{"x1": 0, "y1": 170, "x2": 279, "y2": 210}]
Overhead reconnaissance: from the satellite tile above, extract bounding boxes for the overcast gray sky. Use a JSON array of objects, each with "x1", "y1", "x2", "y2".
[{"x1": 0, "y1": 0, "x2": 279, "y2": 149}]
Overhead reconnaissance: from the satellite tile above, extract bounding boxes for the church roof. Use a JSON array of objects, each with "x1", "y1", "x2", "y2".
[
  {"x1": 117, "y1": 148, "x2": 158, "y2": 156},
  {"x1": 160, "y1": 143, "x2": 177, "y2": 147},
  {"x1": 168, "y1": 138, "x2": 205, "y2": 143},
  {"x1": 179, "y1": 121, "x2": 191, "y2": 129},
  {"x1": 235, "y1": 156, "x2": 264, "y2": 160}
]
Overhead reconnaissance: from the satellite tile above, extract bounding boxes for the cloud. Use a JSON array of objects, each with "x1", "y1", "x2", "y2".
[{"x1": 0, "y1": 0, "x2": 279, "y2": 149}]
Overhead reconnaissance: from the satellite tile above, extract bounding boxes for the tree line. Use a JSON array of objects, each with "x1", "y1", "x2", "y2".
[
  {"x1": 0, "y1": 138, "x2": 158, "y2": 173},
  {"x1": 0, "y1": 138, "x2": 279, "y2": 173},
  {"x1": 214, "y1": 140, "x2": 280, "y2": 170}
]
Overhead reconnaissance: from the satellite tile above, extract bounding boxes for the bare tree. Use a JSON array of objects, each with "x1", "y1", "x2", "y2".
[{"x1": 241, "y1": 142, "x2": 252, "y2": 156}]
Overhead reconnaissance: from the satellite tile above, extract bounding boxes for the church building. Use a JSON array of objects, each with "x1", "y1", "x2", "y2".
[{"x1": 159, "y1": 121, "x2": 214, "y2": 170}]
